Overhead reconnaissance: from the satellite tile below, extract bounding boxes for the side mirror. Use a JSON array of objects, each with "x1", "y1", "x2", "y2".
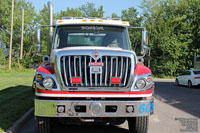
[
  {"x1": 34, "y1": 29, "x2": 42, "y2": 53},
  {"x1": 141, "y1": 30, "x2": 149, "y2": 55}
]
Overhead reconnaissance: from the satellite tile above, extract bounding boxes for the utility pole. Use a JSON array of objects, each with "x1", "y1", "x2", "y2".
[
  {"x1": 8, "y1": 0, "x2": 14, "y2": 70},
  {"x1": 194, "y1": 52, "x2": 196, "y2": 69},
  {"x1": 20, "y1": 8, "x2": 24, "y2": 59}
]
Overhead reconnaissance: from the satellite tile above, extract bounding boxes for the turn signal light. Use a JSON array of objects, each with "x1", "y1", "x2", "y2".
[
  {"x1": 111, "y1": 77, "x2": 121, "y2": 84},
  {"x1": 72, "y1": 77, "x2": 81, "y2": 84},
  {"x1": 147, "y1": 76, "x2": 153, "y2": 82},
  {"x1": 36, "y1": 74, "x2": 43, "y2": 81}
]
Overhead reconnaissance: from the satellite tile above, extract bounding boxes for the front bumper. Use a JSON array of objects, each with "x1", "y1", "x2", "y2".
[{"x1": 35, "y1": 98, "x2": 154, "y2": 117}]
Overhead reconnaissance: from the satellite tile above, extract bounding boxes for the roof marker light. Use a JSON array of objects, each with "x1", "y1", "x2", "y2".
[{"x1": 57, "y1": 20, "x2": 63, "y2": 23}]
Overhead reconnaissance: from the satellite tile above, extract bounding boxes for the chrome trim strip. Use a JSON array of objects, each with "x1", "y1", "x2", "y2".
[
  {"x1": 79, "y1": 56, "x2": 83, "y2": 85},
  {"x1": 74, "y1": 56, "x2": 77, "y2": 77},
  {"x1": 100, "y1": 58, "x2": 103, "y2": 86},
  {"x1": 63, "y1": 56, "x2": 68, "y2": 86},
  {"x1": 68, "y1": 56, "x2": 72, "y2": 83},
  {"x1": 110, "y1": 57, "x2": 113, "y2": 86},
  {"x1": 120, "y1": 57, "x2": 123, "y2": 78},
  {"x1": 105, "y1": 56, "x2": 108, "y2": 86},
  {"x1": 123, "y1": 57, "x2": 128, "y2": 85},
  {"x1": 95, "y1": 59, "x2": 97, "y2": 86},
  {"x1": 95, "y1": 74, "x2": 97, "y2": 86},
  {"x1": 84, "y1": 56, "x2": 88, "y2": 86},
  {"x1": 115, "y1": 57, "x2": 118, "y2": 77},
  {"x1": 90, "y1": 57, "x2": 92, "y2": 86}
]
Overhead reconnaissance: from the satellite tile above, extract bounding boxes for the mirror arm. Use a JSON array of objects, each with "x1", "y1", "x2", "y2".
[
  {"x1": 38, "y1": 25, "x2": 55, "y2": 27},
  {"x1": 128, "y1": 26, "x2": 145, "y2": 30}
]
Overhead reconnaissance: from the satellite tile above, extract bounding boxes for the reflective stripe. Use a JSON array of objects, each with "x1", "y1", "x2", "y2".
[{"x1": 36, "y1": 93, "x2": 152, "y2": 98}]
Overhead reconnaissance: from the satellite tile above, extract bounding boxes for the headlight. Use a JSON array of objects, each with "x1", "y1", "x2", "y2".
[
  {"x1": 135, "y1": 78, "x2": 146, "y2": 89},
  {"x1": 43, "y1": 77, "x2": 54, "y2": 89}
]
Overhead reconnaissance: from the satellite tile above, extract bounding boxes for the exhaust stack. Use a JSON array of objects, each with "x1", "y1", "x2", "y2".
[{"x1": 48, "y1": 1, "x2": 53, "y2": 55}]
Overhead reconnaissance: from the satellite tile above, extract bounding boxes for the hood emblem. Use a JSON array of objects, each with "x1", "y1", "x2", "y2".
[
  {"x1": 94, "y1": 51, "x2": 99, "y2": 57},
  {"x1": 91, "y1": 50, "x2": 101, "y2": 60}
]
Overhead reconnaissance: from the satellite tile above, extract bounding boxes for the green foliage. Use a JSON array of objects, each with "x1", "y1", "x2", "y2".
[
  {"x1": 0, "y1": 0, "x2": 38, "y2": 68},
  {"x1": 57, "y1": 8, "x2": 84, "y2": 18},
  {"x1": 35, "y1": 4, "x2": 49, "y2": 55},
  {"x1": 121, "y1": 7, "x2": 143, "y2": 54},
  {"x1": 141, "y1": 0, "x2": 200, "y2": 76},
  {"x1": 80, "y1": 2, "x2": 104, "y2": 17},
  {"x1": 0, "y1": 49, "x2": 7, "y2": 65},
  {"x1": 1, "y1": 0, "x2": 200, "y2": 77},
  {"x1": 111, "y1": 13, "x2": 119, "y2": 18}
]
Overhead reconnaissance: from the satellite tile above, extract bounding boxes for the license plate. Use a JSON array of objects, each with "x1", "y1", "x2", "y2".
[
  {"x1": 92, "y1": 67, "x2": 100, "y2": 72},
  {"x1": 90, "y1": 66, "x2": 102, "y2": 74}
]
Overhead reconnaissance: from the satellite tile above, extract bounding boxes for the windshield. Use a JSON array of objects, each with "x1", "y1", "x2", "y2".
[{"x1": 53, "y1": 25, "x2": 130, "y2": 50}]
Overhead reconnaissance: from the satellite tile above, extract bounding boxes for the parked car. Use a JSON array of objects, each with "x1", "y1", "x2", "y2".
[{"x1": 175, "y1": 70, "x2": 200, "y2": 87}]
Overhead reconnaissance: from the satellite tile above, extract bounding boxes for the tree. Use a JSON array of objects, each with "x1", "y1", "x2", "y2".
[
  {"x1": 141, "y1": 0, "x2": 200, "y2": 76},
  {"x1": 121, "y1": 7, "x2": 143, "y2": 54},
  {"x1": 57, "y1": 8, "x2": 84, "y2": 19},
  {"x1": 0, "y1": 0, "x2": 38, "y2": 68},
  {"x1": 80, "y1": 2, "x2": 104, "y2": 17},
  {"x1": 111, "y1": 13, "x2": 119, "y2": 18}
]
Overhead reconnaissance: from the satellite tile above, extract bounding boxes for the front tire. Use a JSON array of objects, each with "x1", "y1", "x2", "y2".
[
  {"x1": 175, "y1": 79, "x2": 179, "y2": 86},
  {"x1": 188, "y1": 80, "x2": 192, "y2": 88},
  {"x1": 36, "y1": 116, "x2": 54, "y2": 133},
  {"x1": 128, "y1": 116, "x2": 149, "y2": 133}
]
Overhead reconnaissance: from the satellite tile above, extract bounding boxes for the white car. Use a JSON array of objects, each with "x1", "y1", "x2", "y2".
[{"x1": 175, "y1": 70, "x2": 200, "y2": 87}]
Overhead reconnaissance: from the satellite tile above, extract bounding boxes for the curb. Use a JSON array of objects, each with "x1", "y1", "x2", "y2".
[
  {"x1": 154, "y1": 78, "x2": 175, "y2": 82},
  {"x1": 6, "y1": 107, "x2": 34, "y2": 133}
]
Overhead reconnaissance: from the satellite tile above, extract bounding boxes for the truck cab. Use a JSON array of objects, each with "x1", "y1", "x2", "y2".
[{"x1": 33, "y1": 2, "x2": 154, "y2": 133}]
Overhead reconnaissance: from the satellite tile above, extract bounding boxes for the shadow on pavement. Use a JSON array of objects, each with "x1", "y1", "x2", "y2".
[
  {"x1": 154, "y1": 80, "x2": 200, "y2": 118},
  {"x1": 0, "y1": 85, "x2": 34, "y2": 130},
  {"x1": 53, "y1": 124, "x2": 129, "y2": 133},
  {"x1": 19, "y1": 117, "x2": 129, "y2": 133}
]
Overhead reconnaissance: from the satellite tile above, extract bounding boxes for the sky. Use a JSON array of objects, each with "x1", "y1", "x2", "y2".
[{"x1": 26, "y1": 0, "x2": 143, "y2": 17}]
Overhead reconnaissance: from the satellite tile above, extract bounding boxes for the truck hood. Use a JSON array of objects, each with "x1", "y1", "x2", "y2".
[
  {"x1": 50, "y1": 46, "x2": 135, "y2": 63},
  {"x1": 53, "y1": 46, "x2": 128, "y2": 52}
]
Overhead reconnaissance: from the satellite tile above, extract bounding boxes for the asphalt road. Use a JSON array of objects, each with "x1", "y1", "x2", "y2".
[{"x1": 19, "y1": 79, "x2": 200, "y2": 133}]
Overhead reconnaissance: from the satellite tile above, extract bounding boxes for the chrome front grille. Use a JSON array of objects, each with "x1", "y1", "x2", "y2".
[{"x1": 60, "y1": 55, "x2": 132, "y2": 88}]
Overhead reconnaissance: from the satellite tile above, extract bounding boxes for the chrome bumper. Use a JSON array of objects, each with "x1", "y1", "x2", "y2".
[{"x1": 35, "y1": 98, "x2": 154, "y2": 117}]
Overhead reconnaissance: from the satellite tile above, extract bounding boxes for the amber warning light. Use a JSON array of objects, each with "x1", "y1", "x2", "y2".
[
  {"x1": 72, "y1": 77, "x2": 81, "y2": 84},
  {"x1": 111, "y1": 77, "x2": 121, "y2": 84}
]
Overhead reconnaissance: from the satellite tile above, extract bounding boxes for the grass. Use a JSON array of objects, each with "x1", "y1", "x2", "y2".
[{"x1": 0, "y1": 69, "x2": 35, "y2": 132}]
